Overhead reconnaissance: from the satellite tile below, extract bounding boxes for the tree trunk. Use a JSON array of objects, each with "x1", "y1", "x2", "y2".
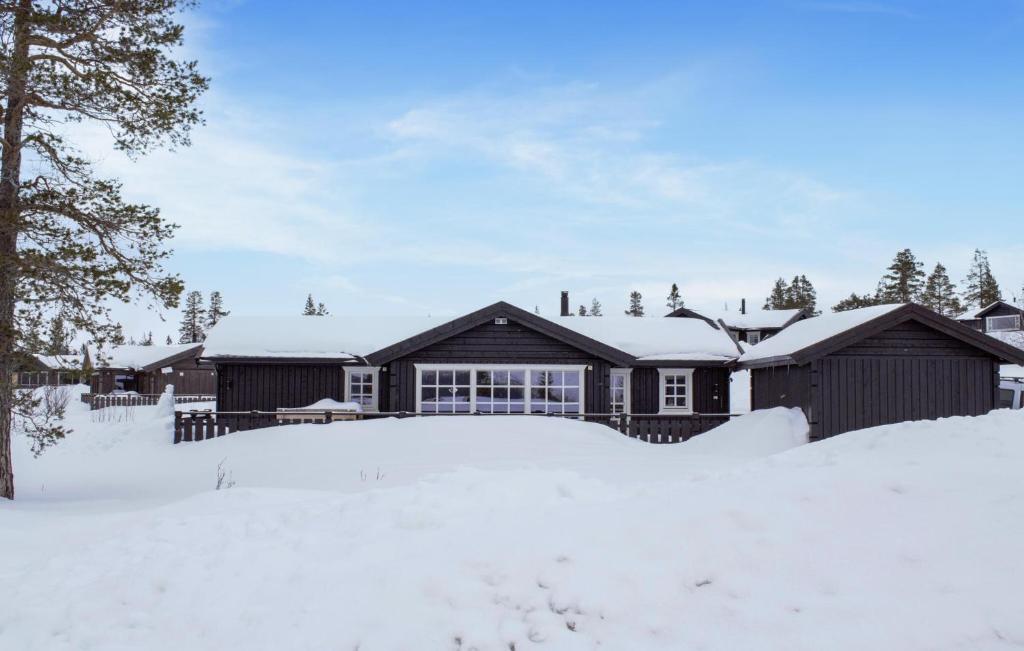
[{"x1": 0, "y1": 0, "x2": 32, "y2": 500}]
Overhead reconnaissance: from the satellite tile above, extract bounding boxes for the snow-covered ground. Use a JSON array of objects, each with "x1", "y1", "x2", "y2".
[{"x1": 2, "y1": 388, "x2": 1023, "y2": 650}]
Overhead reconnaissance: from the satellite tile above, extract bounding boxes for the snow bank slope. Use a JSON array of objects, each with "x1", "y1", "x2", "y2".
[{"x1": 3, "y1": 409, "x2": 1022, "y2": 650}]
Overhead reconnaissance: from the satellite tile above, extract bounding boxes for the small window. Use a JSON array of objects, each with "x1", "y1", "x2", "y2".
[
  {"x1": 998, "y1": 388, "x2": 1016, "y2": 409},
  {"x1": 746, "y1": 331, "x2": 762, "y2": 345},
  {"x1": 658, "y1": 369, "x2": 693, "y2": 413},
  {"x1": 344, "y1": 367, "x2": 380, "y2": 411},
  {"x1": 610, "y1": 369, "x2": 630, "y2": 414},
  {"x1": 987, "y1": 315, "x2": 1021, "y2": 332}
]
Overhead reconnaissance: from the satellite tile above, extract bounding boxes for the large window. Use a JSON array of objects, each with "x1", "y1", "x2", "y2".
[
  {"x1": 344, "y1": 367, "x2": 380, "y2": 411},
  {"x1": 658, "y1": 368, "x2": 694, "y2": 414},
  {"x1": 987, "y1": 315, "x2": 1021, "y2": 332},
  {"x1": 610, "y1": 369, "x2": 631, "y2": 414},
  {"x1": 416, "y1": 365, "x2": 585, "y2": 414}
]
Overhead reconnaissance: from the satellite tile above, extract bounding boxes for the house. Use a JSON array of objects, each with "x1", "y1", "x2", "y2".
[
  {"x1": 956, "y1": 300, "x2": 1024, "y2": 352},
  {"x1": 735, "y1": 303, "x2": 1024, "y2": 440},
  {"x1": 91, "y1": 343, "x2": 216, "y2": 395},
  {"x1": 667, "y1": 299, "x2": 810, "y2": 345},
  {"x1": 200, "y1": 301, "x2": 741, "y2": 436},
  {"x1": 13, "y1": 353, "x2": 87, "y2": 388}
]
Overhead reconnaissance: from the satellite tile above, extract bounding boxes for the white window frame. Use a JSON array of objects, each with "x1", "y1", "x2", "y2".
[
  {"x1": 657, "y1": 368, "x2": 694, "y2": 414},
  {"x1": 986, "y1": 315, "x2": 1021, "y2": 332},
  {"x1": 413, "y1": 363, "x2": 587, "y2": 414},
  {"x1": 610, "y1": 368, "x2": 631, "y2": 414},
  {"x1": 343, "y1": 366, "x2": 380, "y2": 412},
  {"x1": 746, "y1": 331, "x2": 762, "y2": 345}
]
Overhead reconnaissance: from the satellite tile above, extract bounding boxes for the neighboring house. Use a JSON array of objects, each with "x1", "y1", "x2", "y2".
[
  {"x1": 736, "y1": 303, "x2": 1024, "y2": 440},
  {"x1": 201, "y1": 301, "x2": 741, "y2": 430},
  {"x1": 667, "y1": 299, "x2": 810, "y2": 345},
  {"x1": 13, "y1": 353, "x2": 87, "y2": 388},
  {"x1": 91, "y1": 343, "x2": 216, "y2": 395},
  {"x1": 955, "y1": 300, "x2": 1024, "y2": 353}
]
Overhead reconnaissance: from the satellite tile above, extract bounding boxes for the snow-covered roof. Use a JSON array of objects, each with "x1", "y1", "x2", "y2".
[
  {"x1": 988, "y1": 330, "x2": 1024, "y2": 352},
  {"x1": 202, "y1": 315, "x2": 449, "y2": 360},
  {"x1": 686, "y1": 307, "x2": 805, "y2": 330},
  {"x1": 551, "y1": 315, "x2": 739, "y2": 361},
  {"x1": 957, "y1": 300, "x2": 1024, "y2": 320},
  {"x1": 738, "y1": 304, "x2": 905, "y2": 364},
  {"x1": 34, "y1": 354, "x2": 83, "y2": 369},
  {"x1": 98, "y1": 344, "x2": 202, "y2": 370},
  {"x1": 203, "y1": 308, "x2": 741, "y2": 363}
]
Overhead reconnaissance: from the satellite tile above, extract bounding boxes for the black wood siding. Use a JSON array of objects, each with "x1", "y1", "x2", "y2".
[
  {"x1": 750, "y1": 319, "x2": 1000, "y2": 440},
  {"x1": 630, "y1": 367, "x2": 730, "y2": 414},
  {"x1": 216, "y1": 363, "x2": 348, "y2": 412}
]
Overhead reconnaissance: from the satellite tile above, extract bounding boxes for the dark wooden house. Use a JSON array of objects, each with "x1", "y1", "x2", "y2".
[
  {"x1": 736, "y1": 303, "x2": 1024, "y2": 440},
  {"x1": 91, "y1": 343, "x2": 216, "y2": 395},
  {"x1": 12, "y1": 354, "x2": 87, "y2": 388},
  {"x1": 202, "y1": 302, "x2": 742, "y2": 434},
  {"x1": 956, "y1": 300, "x2": 1023, "y2": 334},
  {"x1": 668, "y1": 300, "x2": 810, "y2": 345}
]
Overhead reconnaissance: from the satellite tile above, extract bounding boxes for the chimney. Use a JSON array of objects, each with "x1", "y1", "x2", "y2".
[
  {"x1": 560, "y1": 291, "x2": 570, "y2": 317},
  {"x1": 741, "y1": 298, "x2": 746, "y2": 315}
]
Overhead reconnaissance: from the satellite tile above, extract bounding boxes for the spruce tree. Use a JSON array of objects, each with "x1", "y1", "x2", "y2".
[
  {"x1": 0, "y1": 1, "x2": 207, "y2": 498},
  {"x1": 178, "y1": 291, "x2": 206, "y2": 343},
  {"x1": 206, "y1": 291, "x2": 229, "y2": 329},
  {"x1": 316, "y1": 301, "x2": 330, "y2": 316},
  {"x1": 110, "y1": 324, "x2": 127, "y2": 346},
  {"x1": 878, "y1": 249, "x2": 925, "y2": 303},
  {"x1": 963, "y1": 249, "x2": 1002, "y2": 308},
  {"x1": 625, "y1": 291, "x2": 644, "y2": 317},
  {"x1": 165, "y1": 335, "x2": 173, "y2": 346},
  {"x1": 786, "y1": 275, "x2": 818, "y2": 313},
  {"x1": 140, "y1": 332, "x2": 154, "y2": 346},
  {"x1": 832, "y1": 292, "x2": 880, "y2": 312},
  {"x1": 45, "y1": 316, "x2": 73, "y2": 356},
  {"x1": 920, "y1": 263, "x2": 962, "y2": 316},
  {"x1": 303, "y1": 294, "x2": 317, "y2": 315},
  {"x1": 763, "y1": 278, "x2": 789, "y2": 310},
  {"x1": 666, "y1": 283, "x2": 683, "y2": 310},
  {"x1": 577, "y1": 305, "x2": 587, "y2": 316},
  {"x1": 590, "y1": 298, "x2": 603, "y2": 316}
]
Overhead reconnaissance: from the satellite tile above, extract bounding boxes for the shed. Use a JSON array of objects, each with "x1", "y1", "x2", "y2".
[
  {"x1": 735, "y1": 303, "x2": 1024, "y2": 439},
  {"x1": 91, "y1": 343, "x2": 216, "y2": 395}
]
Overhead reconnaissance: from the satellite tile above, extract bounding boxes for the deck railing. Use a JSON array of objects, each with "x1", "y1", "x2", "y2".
[
  {"x1": 172, "y1": 410, "x2": 734, "y2": 445},
  {"x1": 84, "y1": 393, "x2": 216, "y2": 410}
]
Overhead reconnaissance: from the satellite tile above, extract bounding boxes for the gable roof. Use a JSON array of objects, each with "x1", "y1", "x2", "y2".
[
  {"x1": 736, "y1": 303, "x2": 1024, "y2": 369},
  {"x1": 956, "y1": 300, "x2": 1024, "y2": 320},
  {"x1": 202, "y1": 302, "x2": 740, "y2": 367},
  {"x1": 667, "y1": 305, "x2": 809, "y2": 330},
  {"x1": 33, "y1": 354, "x2": 84, "y2": 370},
  {"x1": 97, "y1": 344, "x2": 204, "y2": 372}
]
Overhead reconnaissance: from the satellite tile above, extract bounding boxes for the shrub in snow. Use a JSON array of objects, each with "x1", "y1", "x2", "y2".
[{"x1": 215, "y1": 458, "x2": 235, "y2": 490}]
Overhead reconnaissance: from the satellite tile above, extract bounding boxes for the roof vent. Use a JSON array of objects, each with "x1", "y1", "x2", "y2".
[{"x1": 494, "y1": 317, "x2": 508, "y2": 325}]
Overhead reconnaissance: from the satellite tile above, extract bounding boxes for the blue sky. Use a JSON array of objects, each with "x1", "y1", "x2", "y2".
[{"x1": 93, "y1": 0, "x2": 1024, "y2": 340}]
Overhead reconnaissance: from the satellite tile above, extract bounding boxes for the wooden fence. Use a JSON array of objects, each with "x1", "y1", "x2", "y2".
[
  {"x1": 84, "y1": 393, "x2": 216, "y2": 410},
  {"x1": 172, "y1": 410, "x2": 733, "y2": 444}
]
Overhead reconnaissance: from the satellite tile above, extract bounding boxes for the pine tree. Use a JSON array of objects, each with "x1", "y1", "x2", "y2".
[
  {"x1": 79, "y1": 343, "x2": 93, "y2": 381},
  {"x1": 178, "y1": 291, "x2": 206, "y2": 343},
  {"x1": 0, "y1": 1, "x2": 207, "y2": 498},
  {"x1": 165, "y1": 335, "x2": 173, "y2": 346},
  {"x1": 920, "y1": 263, "x2": 963, "y2": 316},
  {"x1": 140, "y1": 332, "x2": 154, "y2": 346},
  {"x1": 666, "y1": 283, "x2": 683, "y2": 310},
  {"x1": 877, "y1": 249, "x2": 925, "y2": 303},
  {"x1": 590, "y1": 298, "x2": 603, "y2": 316},
  {"x1": 110, "y1": 324, "x2": 127, "y2": 346},
  {"x1": 534, "y1": 305, "x2": 540, "y2": 315},
  {"x1": 832, "y1": 292, "x2": 880, "y2": 312},
  {"x1": 577, "y1": 305, "x2": 587, "y2": 316},
  {"x1": 45, "y1": 316, "x2": 73, "y2": 356},
  {"x1": 303, "y1": 294, "x2": 317, "y2": 315},
  {"x1": 206, "y1": 291, "x2": 229, "y2": 329},
  {"x1": 785, "y1": 275, "x2": 819, "y2": 313},
  {"x1": 316, "y1": 302, "x2": 330, "y2": 316},
  {"x1": 763, "y1": 278, "x2": 789, "y2": 310},
  {"x1": 625, "y1": 291, "x2": 644, "y2": 317},
  {"x1": 962, "y1": 249, "x2": 1002, "y2": 308}
]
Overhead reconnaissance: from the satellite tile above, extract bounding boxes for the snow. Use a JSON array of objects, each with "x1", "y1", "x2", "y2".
[
  {"x1": 958, "y1": 300, "x2": 1023, "y2": 320},
  {"x1": 278, "y1": 398, "x2": 363, "y2": 412},
  {"x1": 554, "y1": 314, "x2": 739, "y2": 360},
  {"x1": 98, "y1": 343, "x2": 202, "y2": 370},
  {"x1": 1002, "y1": 364, "x2": 1024, "y2": 379},
  {"x1": 33, "y1": 353, "x2": 83, "y2": 369},
  {"x1": 681, "y1": 306, "x2": 805, "y2": 330},
  {"x1": 989, "y1": 329, "x2": 1024, "y2": 352},
  {"x1": 4, "y1": 402, "x2": 1024, "y2": 649},
  {"x1": 738, "y1": 303, "x2": 905, "y2": 364},
  {"x1": 730, "y1": 368, "x2": 751, "y2": 413},
  {"x1": 204, "y1": 310, "x2": 741, "y2": 362}
]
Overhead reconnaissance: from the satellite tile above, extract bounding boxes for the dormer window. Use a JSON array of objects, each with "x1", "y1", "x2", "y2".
[{"x1": 987, "y1": 315, "x2": 1021, "y2": 332}]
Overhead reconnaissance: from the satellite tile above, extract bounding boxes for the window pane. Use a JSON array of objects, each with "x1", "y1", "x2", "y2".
[
  {"x1": 423, "y1": 370, "x2": 436, "y2": 384},
  {"x1": 477, "y1": 371, "x2": 491, "y2": 385},
  {"x1": 564, "y1": 387, "x2": 579, "y2": 403},
  {"x1": 439, "y1": 370, "x2": 453, "y2": 384},
  {"x1": 455, "y1": 371, "x2": 471, "y2": 385},
  {"x1": 563, "y1": 372, "x2": 579, "y2": 387},
  {"x1": 509, "y1": 371, "x2": 525, "y2": 386},
  {"x1": 494, "y1": 370, "x2": 509, "y2": 384}
]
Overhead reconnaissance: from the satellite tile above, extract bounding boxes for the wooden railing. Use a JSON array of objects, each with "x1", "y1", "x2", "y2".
[
  {"x1": 84, "y1": 393, "x2": 216, "y2": 410},
  {"x1": 172, "y1": 410, "x2": 734, "y2": 445}
]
